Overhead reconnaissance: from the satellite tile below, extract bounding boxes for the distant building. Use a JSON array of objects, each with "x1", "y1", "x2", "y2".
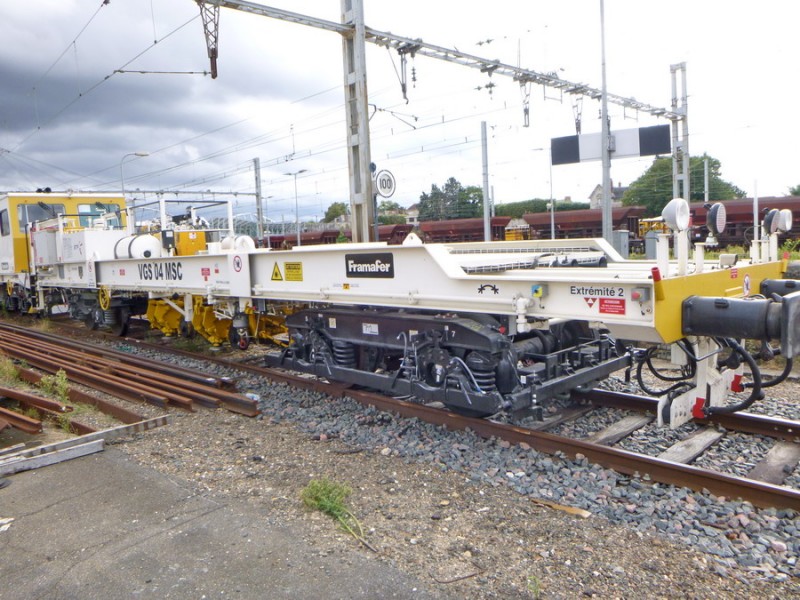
[
  {"x1": 405, "y1": 204, "x2": 420, "y2": 226},
  {"x1": 589, "y1": 181, "x2": 628, "y2": 209}
]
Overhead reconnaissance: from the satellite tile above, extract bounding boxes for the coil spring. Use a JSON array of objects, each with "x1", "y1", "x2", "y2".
[
  {"x1": 103, "y1": 309, "x2": 117, "y2": 326},
  {"x1": 464, "y1": 353, "x2": 497, "y2": 392},
  {"x1": 332, "y1": 341, "x2": 357, "y2": 368},
  {"x1": 470, "y1": 366, "x2": 497, "y2": 392}
]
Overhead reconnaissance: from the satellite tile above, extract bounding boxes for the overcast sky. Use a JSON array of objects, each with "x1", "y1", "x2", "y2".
[{"x1": 1, "y1": 1, "x2": 798, "y2": 222}]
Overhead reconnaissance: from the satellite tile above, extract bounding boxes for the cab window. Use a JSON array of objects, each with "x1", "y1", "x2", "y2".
[
  {"x1": 78, "y1": 203, "x2": 122, "y2": 228},
  {"x1": 0, "y1": 209, "x2": 9, "y2": 236},
  {"x1": 18, "y1": 203, "x2": 66, "y2": 229}
]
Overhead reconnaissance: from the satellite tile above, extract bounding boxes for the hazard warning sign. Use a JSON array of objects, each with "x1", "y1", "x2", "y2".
[
  {"x1": 599, "y1": 298, "x2": 626, "y2": 315},
  {"x1": 284, "y1": 262, "x2": 303, "y2": 282},
  {"x1": 271, "y1": 263, "x2": 283, "y2": 281}
]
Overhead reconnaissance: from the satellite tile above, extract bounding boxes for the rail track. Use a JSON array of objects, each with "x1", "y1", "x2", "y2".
[{"x1": 4, "y1": 317, "x2": 800, "y2": 511}]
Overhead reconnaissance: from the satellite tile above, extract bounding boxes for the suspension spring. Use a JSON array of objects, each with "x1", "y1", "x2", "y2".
[
  {"x1": 465, "y1": 352, "x2": 497, "y2": 392},
  {"x1": 470, "y1": 365, "x2": 497, "y2": 392},
  {"x1": 332, "y1": 341, "x2": 357, "y2": 368}
]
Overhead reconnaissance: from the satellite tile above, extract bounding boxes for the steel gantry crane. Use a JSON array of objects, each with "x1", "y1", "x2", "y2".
[{"x1": 195, "y1": 0, "x2": 688, "y2": 242}]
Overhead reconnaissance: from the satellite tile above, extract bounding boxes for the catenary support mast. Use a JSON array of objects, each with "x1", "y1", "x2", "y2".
[{"x1": 196, "y1": 1, "x2": 683, "y2": 240}]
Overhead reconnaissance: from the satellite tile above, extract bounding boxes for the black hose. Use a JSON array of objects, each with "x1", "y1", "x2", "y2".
[
  {"x1": 744, "y1": 357, "x2": 793, "y2": 390},
  {"x1": 706, "y1": 338, "x2": 763, "y2": 416},
  {"x1": 646, "y1": 338, "x2": 697, "y2": 382},
  {"x1": 635, "y1": 347, "x2": 694, "y2": 397}
]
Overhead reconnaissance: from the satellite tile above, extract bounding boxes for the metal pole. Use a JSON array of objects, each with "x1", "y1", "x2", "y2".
[
  {"x1": 599, "y1": 0, "x2": 612, "y2": 243},
  {"x1": 481, "y1": 121, "x2": 491, "y2": 241},
  {"x1": 549, "y1": 159, "x2": 555, "y2": 240},
  {"x1": 284, "y1": 169, "x2": 307, "y2": 246},
  {"x1": 253, "y1": 157, "x2": 264, "y2": 241},
  {"x1": 294, "y1": 174, "x2": 300, "y2": 246},
  {"x1": 119, "y1": 151, "x2": 149, "y2": 197},
  {"x1": 341, "y1": 0, "x2": 374, "y2": 242}
]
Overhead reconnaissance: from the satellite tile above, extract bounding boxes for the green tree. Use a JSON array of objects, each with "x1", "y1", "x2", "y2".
[
  {"x1": 323, "y1": 201, "x2": 348, "y2": 223},
  {"x1": 789, "y1": 184, "x2": 800, "y2": 196},
  {"x1": 378, "y1": 200, "x2": 403, "y2": 213},
  {"x1": 417, "y1": 177, "x2": 483, "y2": 221},
  {"x1": 495, "y1": 199, "x2": 549, "y2": 218},
  {"x1": 494, "y1": 199, "x2": 589, "y2": 218},
  {"x1": 378, "y1": 214, "x2": 407, "y2": 225},
  {"x1": 622, "y1": 155, "x2": 745, "y2": 216}
]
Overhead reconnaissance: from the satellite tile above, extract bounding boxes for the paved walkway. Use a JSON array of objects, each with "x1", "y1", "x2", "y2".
[{"x1": 0, "y1": 447, "x2": 447, "y2": 600}]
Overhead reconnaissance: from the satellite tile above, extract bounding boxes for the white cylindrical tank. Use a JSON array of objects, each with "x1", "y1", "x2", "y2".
[
  {"x1": 114, "y1": 235, "x2": 163, "y2": 259},
  {"x1": 220, "y1": 235, "x2": 256, "y2": 251}
]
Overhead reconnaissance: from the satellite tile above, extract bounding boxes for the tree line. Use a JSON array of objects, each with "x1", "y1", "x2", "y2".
[{"x1": 315, "y1": 155, "x2": 798, "y2": 224}]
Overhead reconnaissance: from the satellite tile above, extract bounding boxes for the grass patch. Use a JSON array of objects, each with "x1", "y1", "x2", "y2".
[
  {"x1": 301, "y1": 478, "x2": 377, "y2": 552},
  {"x1": 0, "y1": 355, "x2": 19, "y2": 383},
  {"x1": 52, "y1": 401, "x2": 93, "y2": 435},
  {"x1": 56, "y1": 412, "x2": 75, "y2": 434},
  {"x1": 34, "y1": 316, "x2": 54, "y2": 331},
  {"x1": 38, "y1": 369, "x2": 70, "y2": 403},
  {"x1": 22, "y1": 406, "x2": 40, "y2": 420},
  {"x1": 527, "y1": 574, "x2": 542, "y2": 598},
  {"x1": 171, "y1": 336, "x2": 209, "y2": 353}
]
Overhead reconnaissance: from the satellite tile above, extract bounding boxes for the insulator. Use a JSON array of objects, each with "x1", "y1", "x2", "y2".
[{"x1": 332, "y1": 341, "x2": 357, "y2": 368}]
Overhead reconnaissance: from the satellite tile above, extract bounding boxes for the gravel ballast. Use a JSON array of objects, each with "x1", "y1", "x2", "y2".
[{"x1": 102, "y1": 342, "x2": 800, "y2": 598}]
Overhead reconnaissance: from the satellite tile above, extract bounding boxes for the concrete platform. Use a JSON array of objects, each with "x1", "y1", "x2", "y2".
[{"x1": 0, "y1": 447, "x2": 447, "y2": 600}]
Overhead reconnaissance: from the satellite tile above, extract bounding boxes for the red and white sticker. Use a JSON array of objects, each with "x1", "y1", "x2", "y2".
[{"x1": 599, "y1": 298, "x2": 626, "y2": 315}]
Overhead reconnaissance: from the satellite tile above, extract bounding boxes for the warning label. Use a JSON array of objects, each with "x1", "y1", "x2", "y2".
[
  {"x1": 599, "y1": 298, "x2": 626, "y2": 315},
  {"x1": 284, "y1": 262, "x2": 303, "y2": 282},
  {"x1": 271, "y1": 263, "x2": 283, "y2": 281}
]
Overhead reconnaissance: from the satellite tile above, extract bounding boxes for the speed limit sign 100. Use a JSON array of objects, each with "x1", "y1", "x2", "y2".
[{"x1": 375, "y1": 170, "x2": 396, "y2": 198}]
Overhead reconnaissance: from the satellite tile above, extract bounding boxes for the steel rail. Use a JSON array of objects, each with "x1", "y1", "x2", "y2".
[
  {"x1": 24, "y1": 322, "x2": 800, "y2": 509},
  {"x1": 0, "y1": 335, "x2": 179, "y2": 409},
  {"x1": 74, "y1": 338, "x2": 800, "y2": 510},
  {"x1": 0, "y1": 406, "x2": 41, "y2": 434},
  {"x1": 576, "y1": 389, "x2": 800, "y2": 441},
  {"x1": 0, "y1": 322, "x2": 232, "y2": 388},
  {"x1": 15, "y1": 367, "x2": 146, "y2": 424},
  {"x1": 339, "y1": 388, "x2": 800, "y2": 511},
  {"x1": 0, "y1": 325, "x2": 258, "y2": 416}
]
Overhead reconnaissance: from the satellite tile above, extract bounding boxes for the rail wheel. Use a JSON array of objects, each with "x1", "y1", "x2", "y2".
[
  {"x1": 228, "y1": 326, "x2": 250, "y2": 350},
  {"x1": 84, "y1": 308, "x2": 100, "y2": 330},
  {"x1": 179, "y1": 317, "x2": 196, "y2": 339},
  {"x1": 110, "y1": 307, "x2": 131, "y2": 337}
]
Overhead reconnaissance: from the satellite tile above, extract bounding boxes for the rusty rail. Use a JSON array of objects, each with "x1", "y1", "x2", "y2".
[
  {"x1": 576, "y1": 389, "x2": 800, "y2": 441},
  {"x1": 0, "y1": 325, "x2": 258, "y2": 417},
  {"x1": 338, "y1": 388, "x2": 800, "y2": 511}
]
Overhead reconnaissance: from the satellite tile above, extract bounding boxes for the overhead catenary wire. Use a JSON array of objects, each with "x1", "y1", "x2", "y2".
[
  {"x1": 11, "y1": 13, "x2": 200, "y2": 154},
  {"x1": 3, "y1": 5, "x2": 683, "y2": 209}
]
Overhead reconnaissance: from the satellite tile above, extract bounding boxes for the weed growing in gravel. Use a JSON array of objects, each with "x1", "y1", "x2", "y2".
[
  {"x1": 0, "y1": 355, "x2": 19, "y2": 382},
  {"x1": 54, "y1": 401, "x2": 92, "y2": 435},
  {"x1": 56, "y1": 413, "x2": 74, "y2": 434},
  {"x1": 171, "y1": 336, "x2": 209, "y2": 353},
  {"x1": 34, "y1": 317, "x2": 53, "y2": 332},
  {"x1": 527, "y1": 574, "x2": 541, "y2": 599},
  {"x1": 301, "y1": 478, "x2": 377, "y2": 552},
  {"x1": 23, "y1": 406, "x2": 40, "y2": 420},
  {"x1": 39, "y1": 369, "x2": 70, "y2": 403}
]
